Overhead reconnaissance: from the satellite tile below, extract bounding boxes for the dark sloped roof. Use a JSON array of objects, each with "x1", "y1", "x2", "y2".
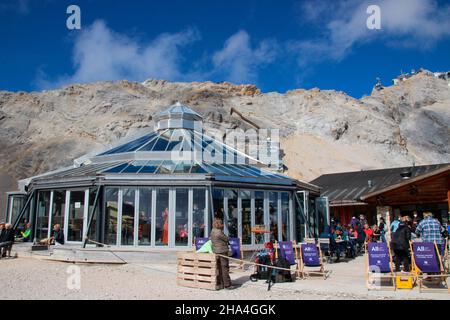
[{"x1": 309, "y1": 163, "x2": 450, "y2": 204}]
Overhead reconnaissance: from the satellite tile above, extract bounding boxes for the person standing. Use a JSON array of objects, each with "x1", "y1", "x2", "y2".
[
  {"x1": 415, "y1": 212, "x2": 444, "y2": 247},
  {"x1": 378, "y1": 217, "x2": 386, "y2": 242},
  {"x1": 210, "y1": 218, "x2": 234, "y2": 290},
  {"x1": 391, "y1": 216, "x2": 412, "y2": 272},
  {"x1": 0, "y1": 223, "x2": 15, "y2": 258}
]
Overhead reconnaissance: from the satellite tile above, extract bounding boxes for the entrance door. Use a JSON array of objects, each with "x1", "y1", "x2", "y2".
[{"x1": 66, "y1": 190, "x2": 86, "y2": 242}]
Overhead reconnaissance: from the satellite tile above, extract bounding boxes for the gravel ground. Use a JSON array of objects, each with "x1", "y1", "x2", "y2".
[{"x1": 0, "y1": 253, "x2": 448, "y2": 300}]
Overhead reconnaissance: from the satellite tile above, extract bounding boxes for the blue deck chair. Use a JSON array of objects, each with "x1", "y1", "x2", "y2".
[
  {"x1": 299, "y1": 243, "x2": 329, "y2": 279},
  {"x1": 275, "y1": 241, "x2": 300, "y2": 278},
  {"x1": 229, "y1": 237, "x2": 244, "y2": 269},
  {"x1": 366, "y1": 242, "x2": 395, "y2": 290},
  {"x1": 193, "y1": 237, "x2": 209, "y2": 251},
  {"x1": 411, "y1": 241, "x2": 449, "y2": 292}
]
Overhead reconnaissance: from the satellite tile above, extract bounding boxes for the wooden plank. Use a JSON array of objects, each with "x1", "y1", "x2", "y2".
[
  {"x1": 178, "y1": 266, "x2": 217, "y2": 275},
  {"x1": 177, "y1": 278, "x2": 219, "y2": 290}
]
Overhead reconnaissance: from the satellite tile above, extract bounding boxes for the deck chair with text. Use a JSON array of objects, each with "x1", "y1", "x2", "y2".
[
  {"x1": 365, "y1": 242, "x2": 396, "y2": 290},
  {"x1": 410, "y1": 241, "x2": 449, "y2": 293},
  {"x1": 275, "y1": 240, "x2": 301, "y2": 279},
  {"x1": 229, "y1": 237, "x2": 244, "y2": 269},
  {"x1": 298, "y1": 243, "x2": 330, "y2": 279},
  {"x1": 193, "y1": 237, "x2": 209, "y2": 252}
]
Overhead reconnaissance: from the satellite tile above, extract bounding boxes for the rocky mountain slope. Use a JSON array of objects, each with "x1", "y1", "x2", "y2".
[{"x1": 0, "y1": 70, "x2": 449, "y2": 216}]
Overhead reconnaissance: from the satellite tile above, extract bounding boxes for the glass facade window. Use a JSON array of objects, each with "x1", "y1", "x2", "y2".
[
  {"x1": 269, "y1": 192, "x2": 278, "y2": 242},
  {"x1": 51, "y1": 191, "x2": 66, "y2": 234},
  {"x1": 225, "y1": 189, "x2": 238, "y2": 237},
  {"x1": 241, "y1": 190, "x2": 251, "y2": 245},
  {"x1": 295, "y1": 192, "x2": 307, "y2": 243},
  {"x1": 254, "y1": 191, "x2": 265, "y2": 244},
  {"x1": 175, "y1": 188, "x2": 189, "y2": 246},
  {"x1": 212, "y1": 188, "x2": 224, "y2": 221},
  {"x1": 155, "y1": 188, "x2": 169, "y2": 246},
  {"x1": 87, "y1": 189, "x2": 99, "y2": 241},
  {"x1": 281, "y1": 192, "x2": 290, "y2": 241},
  {"x1": 192, "y1": 189, "x2": 206, "y2": 239},
  {"x1": 138, "y1": 188, "x2": 152, "y2": 246},
  {"x1": 121, "y1": 188, "x2": 135, "y2": 245},
  {"x1": 35, "y1": 191, "x2": 51, "y2": 241},
  {"x1": 105, "y1": 188, "x2": 119, "y2": 245},
  {"x1": 9, "y1": 195, "x2": 28, "y2": 229},
  {"x1": 67, "y1": 191, "x2": 85, "y2": 242}
]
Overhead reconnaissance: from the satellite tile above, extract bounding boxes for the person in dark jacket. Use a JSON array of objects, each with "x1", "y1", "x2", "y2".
[
  {"x1": 391, "y1": 216, "x2": 412, "y2": 272},
  {"x1": 0, "y1": 223, "x2": 15, "y2": 258},
  {"x1": 210, "y1": 218, "x2": 234, "y2": 290}
]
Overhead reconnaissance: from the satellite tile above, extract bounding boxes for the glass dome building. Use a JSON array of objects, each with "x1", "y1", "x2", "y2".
[{"x1": 6, "y1": 103, "x2": 328, "y2": 248}]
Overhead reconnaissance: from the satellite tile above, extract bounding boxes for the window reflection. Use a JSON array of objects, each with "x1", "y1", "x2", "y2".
[
  {"x1": 68, "y1": 191, "x2": 85, "y2": 242},
  {"x1": 138, "y1": 188, "x2": 152, "y2": 246},
  {"x1": 281, "y1": 192, "x2": 290, "y2": 241},
  {"x1": 175, "y1": 188, "x2": 189, "y2": 246},
  {"x1": 36, "y1": 191, "x2": 51, "y2": 241},
  {"x1": 269, "y1": 192, "x2": 278, "y2": 242},
  {"x1": 155, "y1": 189, "x2": 169, "y2": 246},
  {"x1": 193, "y1": 189, "x2": 206, "y2": 239},
  {"x1": 241, "y1": 190, "x2": 251, "y2": 245},
  {"x1": 225, "y1": 189, "x2": 238, "y2": 237},
  {"x1": 51, "y1": 191, "x2": 66, "y2": 235},
  {"x1": 105, "y1": 188, "x2": 118, "y2": 245},
  {"x1": 254, "y1": 191, "x2": 265, "y2": 244},
  {"x1": 121, "y1": 188, "x2": 135, "y2": 245}
]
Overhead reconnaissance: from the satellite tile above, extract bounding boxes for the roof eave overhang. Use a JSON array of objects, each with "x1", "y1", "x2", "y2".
[{"x1": 360, "y1": 165, "x2": 450, "y2": 201}]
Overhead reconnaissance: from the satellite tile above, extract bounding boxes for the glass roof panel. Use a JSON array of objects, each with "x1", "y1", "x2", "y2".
[
  {"x1": 99, "y1": 132, "x2": 157, "y2": 155},
  {"x1": 201, "y1": 163, "x2": 228, "y2": 175},
  {"x1": 102, "y1": 163, "x2": 129, "y2": 173},
  {"x1": 121, "y1": 160, "x2": 149, "y2": 173},
  {"x1": 190, "y1": 164, "x2": 207, "y2": 174},
  {"x1": 156, "y1": 160, "x2": 177, "y2": 174},
  {"x1": 173, "y1": 162, "x2": 194, "y2": 174},
  {"x1": 138, "y1": 160, "x2": 162, "y2": 174}
]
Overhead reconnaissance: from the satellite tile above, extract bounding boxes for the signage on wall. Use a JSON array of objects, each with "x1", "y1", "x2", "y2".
[{"x1": 75, "y1": 202, "x2": 81, "y2": 209}]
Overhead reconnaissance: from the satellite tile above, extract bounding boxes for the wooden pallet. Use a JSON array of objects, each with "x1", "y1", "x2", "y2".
[{"x1": 177, "y1": 252, "x2": 219, "y2": 290}]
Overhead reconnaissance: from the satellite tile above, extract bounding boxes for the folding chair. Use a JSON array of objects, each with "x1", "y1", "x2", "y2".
[
  {"x1": 441, "y1": 239, "x2": 449, "y2": 272},
  {"x1": 318, "y1": 238, "x2": 333, "y2": 264},
  {"x1": 275, "y1": 240, "x2": 300, "y2": 279},
  {"x1": 229, "y1": 237, "x2": 244, "y2": 269},
  {"x1": 298, "y1": 243, "x2": 329, "y2": 279},
  {"x1": 304, "y1": 238, "x2": 316, "y2": 244},
  {"x1": 410, "y1": 241, "x2": 449, "y2": 292},
  {"x1": 193, "y1": 237, "x2": 209, "y2": 252},
  {"x1": 365, "y1": 242, "x2": 396, "y2": 290}
]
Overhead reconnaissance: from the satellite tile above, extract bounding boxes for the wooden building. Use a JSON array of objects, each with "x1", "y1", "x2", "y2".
[{"x1": 310, "y1": 163, "x2": 450, "y2": 227}]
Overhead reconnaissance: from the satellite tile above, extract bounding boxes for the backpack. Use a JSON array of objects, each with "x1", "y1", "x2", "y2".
[
  {"x1": 250, "y1": 252, "x2": 272, "y2": 281},
  {"x1": 271, "y1": 258, "x2": 293, "y2": 283}
]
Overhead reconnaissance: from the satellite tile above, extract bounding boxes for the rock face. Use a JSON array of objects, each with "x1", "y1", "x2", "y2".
[{"x1": 0, "y1": 71, "x2": 449, "y2": 219}]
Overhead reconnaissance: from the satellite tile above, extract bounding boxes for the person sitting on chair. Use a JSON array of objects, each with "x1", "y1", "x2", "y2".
[{"x1": 16, "y1": 223, "x2": 32, "y2": 242}]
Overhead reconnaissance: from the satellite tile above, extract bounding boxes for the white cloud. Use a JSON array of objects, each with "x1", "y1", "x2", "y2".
[
  {"x1": 292, "y1": 0, "x2": 450, "y2": 64},
  {"x1": 37, "y1": 22, "x2": 276, "y2": 89},
  {"x1": 212, "y1": 30, "x2": 278, "y2": 84},
  {"x1": 38, "y1": 20, "x2": 200, "y2": 89}
]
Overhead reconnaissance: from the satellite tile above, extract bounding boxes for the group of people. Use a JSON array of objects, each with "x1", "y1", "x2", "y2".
[
  {"x1": 0, "y1": 221, "x2": 65, "y2": 260},
  {"x1": 390, "y1": 211, "x2": 448, "y2": 272},
  {"x1": 323, "y1": 215, "x2": 381, "y2": 262},
  {"x1": 0, "y1": 223, "x2": 15, "y2": 258}
]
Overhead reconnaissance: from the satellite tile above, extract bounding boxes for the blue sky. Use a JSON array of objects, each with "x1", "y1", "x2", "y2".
[{"x1": 1, "y1": 0, "x2": 450, "y2": 97}]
